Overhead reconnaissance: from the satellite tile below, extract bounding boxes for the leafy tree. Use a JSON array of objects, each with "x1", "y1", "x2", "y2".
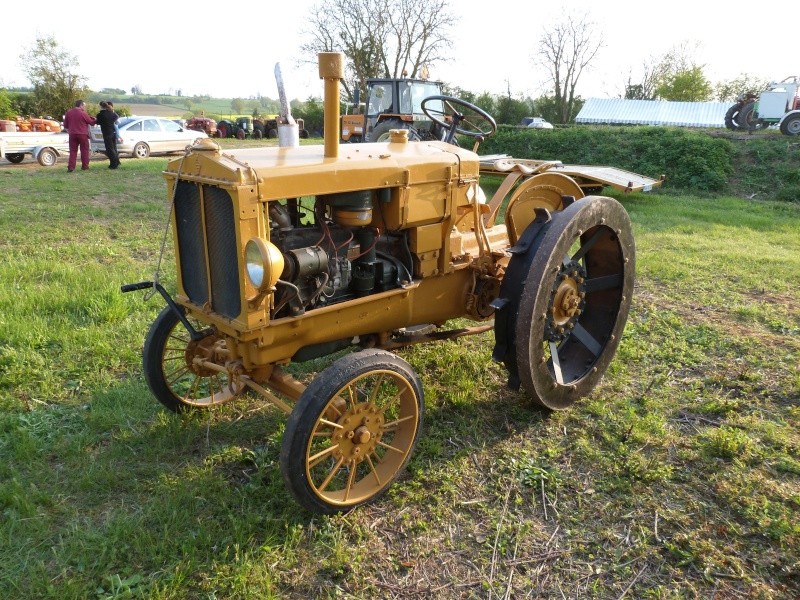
[
  {"x1": 655, "y1": 66, "x2": 712, "y2": 101},
  {"x1": 535, "y1": 13, "x2": 602, "y2": 124},
  {"x1": 494, "y1": 86, "x2": 534, "y2": 126},
  {"x1": 131, "y1": 85, "x2": 142, "y2": 95},
  {"x1": 259, "y1": 96, "x2": 279, "y2": 113},
  {"x1": 10, "y1": 92, "x2": 37, "y2": 116},
  {"x1": 231, "y1": 98, "x2": 244, "y2": 114},
  {"x1": 301, "y1": 0, "x2": 457, "y2": 102},
  {"x1": 0, "y1": 90, "x2": 13, "y2": 119},
  {"x1": 533, "y1": 93, "x2": 582, "y2": 125},
  {"x1": 293, "y1": 97, "x2": 325, "y2": 136},
  {"x1": 19, "y1": 35, "x2": 89, "y2": 119},
  {"x1": 472, "y1": 92, "x2": 496, "y2": 117},
  {"x1": 715, "y1": 74, "x2": 769, "y2": 102},
  {"x1": 627, "y1": 42, "x2": 712, "y2": 102}
]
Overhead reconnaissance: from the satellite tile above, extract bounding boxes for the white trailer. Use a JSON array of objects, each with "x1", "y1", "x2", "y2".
[{"x1": 0, "y1": 131, "x2": 70, "y2": 166}]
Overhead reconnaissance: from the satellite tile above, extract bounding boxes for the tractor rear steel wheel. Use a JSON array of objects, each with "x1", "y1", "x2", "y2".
[
  {"x1": 143, "y1": 305, "x2": 242, "y2": 412},
  {"x1": 280, "y1": 349, "x2": 424, "y2": 514},
  {"x1": 515, "y1": 196, "x2": 635, "y2": 410}
]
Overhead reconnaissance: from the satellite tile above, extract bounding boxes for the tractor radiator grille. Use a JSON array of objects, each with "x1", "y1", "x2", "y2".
[{"x1": 174, "y1": 181, "x2": 241, "y2": 319}]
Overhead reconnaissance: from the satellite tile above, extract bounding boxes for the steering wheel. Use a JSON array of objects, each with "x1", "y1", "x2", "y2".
[{"x1": 421, "y1": 95, "x2": 497, "y2": 144}]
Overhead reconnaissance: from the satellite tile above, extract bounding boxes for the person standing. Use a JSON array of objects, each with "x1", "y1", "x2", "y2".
[
  {"x1": 96, "y1": 101, "x2": 120, "y2": 169},
  {"x1": 63, "y1": 99, "x2": 96, "y2": 172}
]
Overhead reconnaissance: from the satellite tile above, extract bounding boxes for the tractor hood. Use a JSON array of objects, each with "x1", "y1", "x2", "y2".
[{"x1": 163, "y1": 138, "x2": 481, "y2": 201}]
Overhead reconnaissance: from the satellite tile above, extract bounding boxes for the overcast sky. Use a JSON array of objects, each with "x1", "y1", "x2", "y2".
[{"x1": 1, "y1": 0, "x2": 794, "y2": 102}]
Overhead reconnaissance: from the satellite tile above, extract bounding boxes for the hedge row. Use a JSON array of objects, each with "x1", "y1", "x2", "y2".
[{"x1": 479, "y1": 126, "x2": 799, "y2": 201}]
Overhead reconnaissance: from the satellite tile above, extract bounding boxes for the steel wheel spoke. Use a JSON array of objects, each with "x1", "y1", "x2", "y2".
[
  {"x1": 571, "y1": 229, "x2": 604, "y2": 262},
  {"x1": 317, "y1": 456, "x2": 346, "y2": 492},
  {"x1": 309, "y1": 444, "x2": 338, "y2": 468},
  {"x1": 377, "y1": 439, "x2": 405, "y2": 454},
  {"x1": 383, "y1": 414, "x2": 414, "y2": 431},
  {"x1": 368, "y1": 373, "x2": 386, "y2": 402},
  {"x1": 584, "y1": 273, "x2": 622, "y2": 293},
  {"x1": 343, "y1": 464, "x2": 357, "y2": 502},
  {"x1": 549, "y1": 341, "x2": 564, "y2": 384},
  {"x1": 571, "y1": 323, "x2": 603, "y2": 357},
  {"x1": 166, "y1": 365, "x2": 191, "y2": 384}
]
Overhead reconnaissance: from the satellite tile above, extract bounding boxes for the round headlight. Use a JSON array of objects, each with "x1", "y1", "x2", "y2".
[{"x1": 245, "y1": 238, "x2": 284, "y2": 292}]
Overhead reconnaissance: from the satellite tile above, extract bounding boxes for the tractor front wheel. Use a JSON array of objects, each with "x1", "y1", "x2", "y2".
[
  {"x1": 143, "y1": 306, "x2": 242, "y2": 412},
  {"x1": 280, "y1": 349, "x2": 424, "y2": 514}
]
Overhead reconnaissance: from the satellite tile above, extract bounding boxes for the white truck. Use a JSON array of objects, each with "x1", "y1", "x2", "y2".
[{"x1": 0, "y1": 131, "x2": 70, "y2": 166}]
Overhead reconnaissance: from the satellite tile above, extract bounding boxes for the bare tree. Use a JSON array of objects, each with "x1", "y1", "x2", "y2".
[
  {"x1": 300, "y1": 0, "x2": 456, "y2": 101},
  {"x1": 535, "y1": 13, "x2": 603, "y2": 124},
  {"x1": 623, "y1": 59, "x2": 661, "y2": 100}
]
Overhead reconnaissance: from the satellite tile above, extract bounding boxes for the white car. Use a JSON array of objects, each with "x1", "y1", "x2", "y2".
[
  {"x1": 525, "y1": 117, "x2": 554, "y2": 130},
  {"x1": 91, "y1": 116, "x2": 208, "y2": 159}
]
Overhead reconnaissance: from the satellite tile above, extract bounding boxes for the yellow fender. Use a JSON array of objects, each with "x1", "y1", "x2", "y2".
[{"x1": 504, "y1": 172, "x2": 584, "y2": 245}]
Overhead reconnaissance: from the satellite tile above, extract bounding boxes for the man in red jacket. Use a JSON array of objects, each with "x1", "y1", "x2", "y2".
[{"x1": 63, "y1": 99, "x2": 96, "y2": 172}]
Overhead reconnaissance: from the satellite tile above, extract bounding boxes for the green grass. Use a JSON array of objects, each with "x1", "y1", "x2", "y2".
[{"x1": 1, "y1": 154, "x2": 798, "y2": 598}]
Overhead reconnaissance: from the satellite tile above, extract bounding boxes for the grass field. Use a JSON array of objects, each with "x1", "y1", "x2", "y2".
[{"x1": 0, "y1": 151, "x2": 798, "y2": 599}]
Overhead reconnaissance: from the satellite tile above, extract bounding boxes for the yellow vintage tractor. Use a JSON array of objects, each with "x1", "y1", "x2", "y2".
[{"x1": 123, "y1": 53, "x2": 661, "y2": 514}]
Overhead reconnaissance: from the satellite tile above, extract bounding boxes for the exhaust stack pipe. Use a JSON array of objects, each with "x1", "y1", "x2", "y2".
[{"x1": 318, "y1": 52, "x2": 344, "y2": 159}]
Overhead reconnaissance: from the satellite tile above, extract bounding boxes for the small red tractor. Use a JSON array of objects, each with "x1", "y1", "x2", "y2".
[{"x1": 185, "y1": 116, "x2": 217, "y2": 137}]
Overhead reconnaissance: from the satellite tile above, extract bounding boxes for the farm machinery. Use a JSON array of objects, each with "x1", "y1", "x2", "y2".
[
  {"x1": 184, "y1": 116, "x2": 217, "y2": 137},
  {"x1": 122, "y1": 52, "x2": 662, "y2": 514},
  {"x1": 725, "y1": 76, "x2": 800, "y2": 135},
  {"x1": 341, "y1": 75, "x2": 445, "y2": 142},
  {"x1": 216, "y1": 116, "x2": 309, "y2": 140},
  {"x1": 0, "y1": 116, "x2": 62, "y2": 133}
]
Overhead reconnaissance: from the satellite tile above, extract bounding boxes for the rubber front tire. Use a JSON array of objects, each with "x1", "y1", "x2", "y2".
[
  {"x1": 132, "y1": 142, "x2": 150, "y2": 159},
  {"x1": 280, "y1": 349, "x2": 424, "y2": 514},
  {"x1": 514, "y1": 196, "x2": 635, "y2": 410},
  {"x1": 5, "y1": 153, "x2": 24, "y2": 163},
  {"x1": 780, "y1": 114, "x2": 800, "y2": 135},
  {"x1": 37, "y1": 148, "x2": 57, "y2": 167},
  {"x1": 143, "y1": 305, "x2": 241, "y2": 412}
]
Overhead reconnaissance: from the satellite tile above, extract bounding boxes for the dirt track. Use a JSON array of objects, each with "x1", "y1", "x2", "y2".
[{"x1": 2, "y1": 151, "x2": 108, "y2": 170}]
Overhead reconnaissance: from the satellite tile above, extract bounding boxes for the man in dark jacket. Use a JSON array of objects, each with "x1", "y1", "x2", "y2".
[{"x1": 95, "y1": 101, "x2": 120, "y2": 169}]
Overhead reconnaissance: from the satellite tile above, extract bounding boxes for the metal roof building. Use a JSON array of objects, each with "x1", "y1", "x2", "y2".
[{"x1": 575, "y1": 98, "x2": 730, "y2": 128}]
